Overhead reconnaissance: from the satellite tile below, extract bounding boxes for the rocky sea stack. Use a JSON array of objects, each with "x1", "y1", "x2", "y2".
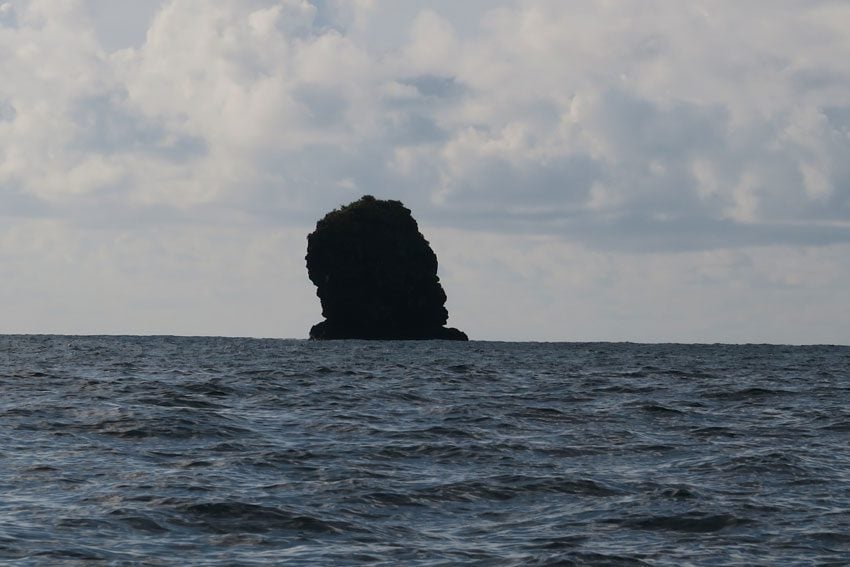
[{"x1": 306, "y1": 196, "x2": 468, "y2": 341}]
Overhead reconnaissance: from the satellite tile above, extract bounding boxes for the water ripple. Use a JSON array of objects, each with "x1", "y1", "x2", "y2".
[{"x1": 1, "y1": 336, "x2": 849, "y2": 564}]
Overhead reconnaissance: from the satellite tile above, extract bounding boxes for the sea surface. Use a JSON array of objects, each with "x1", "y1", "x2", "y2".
[{"x1": 1, "y1": 336, "x2": 849, "y2": 565}]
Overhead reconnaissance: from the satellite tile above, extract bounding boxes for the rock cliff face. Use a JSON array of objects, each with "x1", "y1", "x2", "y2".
[{"x1": 306, "y1": 196, "x2": 468, "y2": 340}]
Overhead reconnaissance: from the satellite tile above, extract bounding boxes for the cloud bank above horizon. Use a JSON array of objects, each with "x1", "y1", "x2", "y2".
[{"x1": 1, "y1": 0, "x2": 849, "y2": 343}]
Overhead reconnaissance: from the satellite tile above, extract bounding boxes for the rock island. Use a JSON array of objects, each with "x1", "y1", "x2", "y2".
[{"x1": 306, "y1": 195, "x2": 468, "y2": 341}]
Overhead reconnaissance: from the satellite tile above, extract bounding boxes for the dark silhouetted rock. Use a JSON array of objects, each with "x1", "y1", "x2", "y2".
[{"x1": 306, "y1": 195, "x2": 468, "y2": 340}]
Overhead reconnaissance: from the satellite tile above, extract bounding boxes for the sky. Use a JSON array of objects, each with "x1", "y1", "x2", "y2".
[{"x1": 1, "y1": 0, "x2": 849, "y2": 344}]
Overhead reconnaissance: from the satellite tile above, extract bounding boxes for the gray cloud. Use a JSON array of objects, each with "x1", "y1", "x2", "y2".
[
  {"x1": 401, "y1": 75, "x2": 464, "y2": 99},
  {"x1": 84, "y1": 0, "x2": 163, "y2": 51},
  {"x1": 73, "y1": 94, "x2": 207, "y2": 160},
  {"x1": 292, "y1": 84, "x2": 349, "y2": 129},
  {"x1": 0, "y1": 184, "x2": 51, "y2": 218},
  {"x1": 0, "y1": 2, "x2": 17, "y2": 28},
  {"x1": 0, "y1": 99, "x2": 15, "y2": 122}
]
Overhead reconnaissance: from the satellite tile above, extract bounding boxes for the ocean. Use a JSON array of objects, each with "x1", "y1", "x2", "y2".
[{"x1": 1, "y1": 336, "x2": 848, "y2": 565}]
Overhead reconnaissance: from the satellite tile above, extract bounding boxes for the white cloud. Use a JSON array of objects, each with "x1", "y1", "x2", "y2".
[{"x1": 6, "y1": 0, "x2": 849, "y2": 237}]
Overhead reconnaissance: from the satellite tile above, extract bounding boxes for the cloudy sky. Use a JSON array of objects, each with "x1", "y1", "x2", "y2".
[{"x1": 2, "y1": 0, "x2": 849, "y2": 343}]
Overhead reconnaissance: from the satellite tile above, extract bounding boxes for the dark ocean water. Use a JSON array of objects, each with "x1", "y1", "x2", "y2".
[{"x1": 1, "y1": 336, "x2": 849, "y2": 565}]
